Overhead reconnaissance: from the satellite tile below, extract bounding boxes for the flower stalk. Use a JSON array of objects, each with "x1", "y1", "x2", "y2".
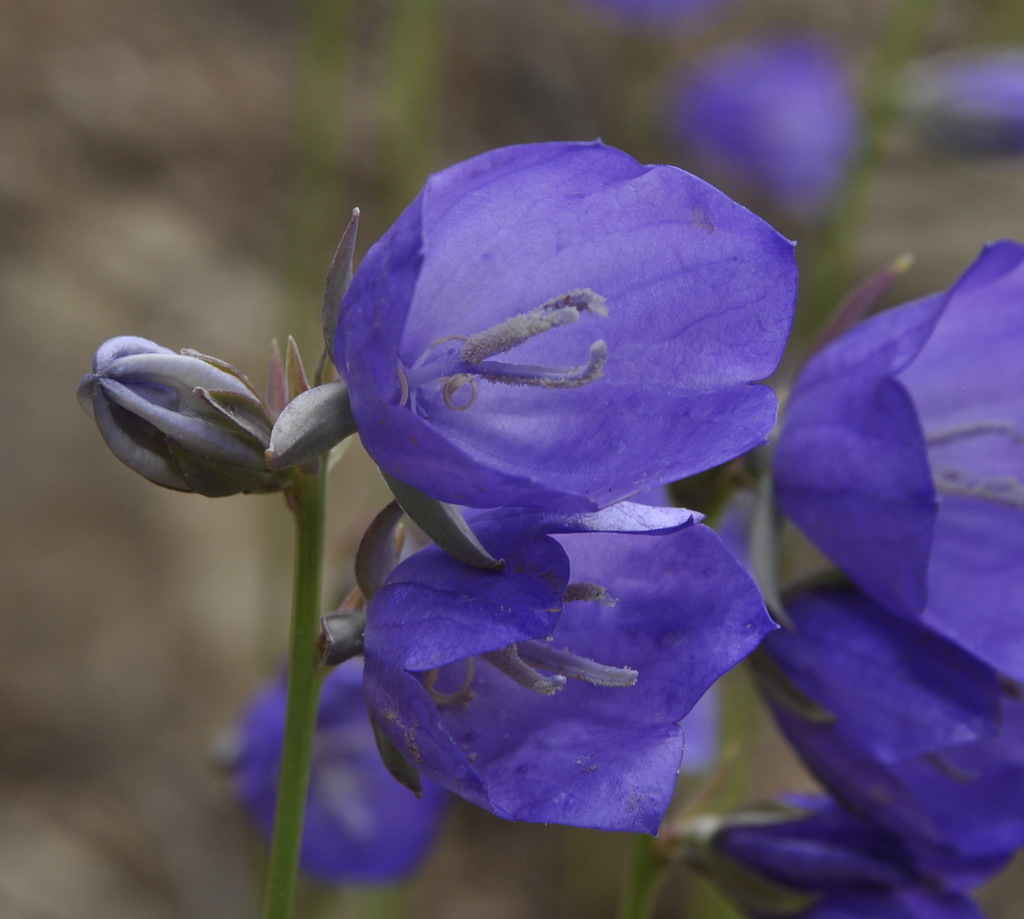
[{"x1": 261, "y1": 466, "x2": 330, "y2": 919}]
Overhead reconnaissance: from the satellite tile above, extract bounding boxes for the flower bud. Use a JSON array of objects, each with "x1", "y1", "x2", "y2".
[{"x1": 77, "y1": 336, "x2": 289, "y2": 496}]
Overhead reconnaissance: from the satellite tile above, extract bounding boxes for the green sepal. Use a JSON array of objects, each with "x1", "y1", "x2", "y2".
[
  {"x1": 370, "y1": 717, "x2": 423, "y2": 798},
  {"x1": 749, "y1": 646, "x2": 837, "y2": 725},
  {"x1": 355, "y1": 501, "x2": 406, "y2": 601},
  {"x1": 381, "y1": 472, "x2": 504, "y2": 570},
  {"x1": 266, "y1": 379, "x2": 357, "y2": 470}
]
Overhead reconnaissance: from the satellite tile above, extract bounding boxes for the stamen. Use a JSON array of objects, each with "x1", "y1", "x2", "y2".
[
  {"x1": 423, "y1": 659, "x2": 476, "y2": 708},
  {"x1": 518, "y1": 639, "x2": 638, "y2": 688},
  {"x1": 564, "y1": 582, "x2": 617, "y2": 606},
  {"x1": 481, "y1": 646, "x2": 566, "y2": 695},
  {"x1": 397, "y1": 365, "x2": 410, "y2": 407},
  {"x1": 476, "y1": 340, "x2": 607, "y2": 389},
  {"x1": 461, "y1": 289, "x2": 608, "y2": 364},
  {"x1": 441, "y1": 374, "x2": 479, "y2": 410},
  {"x1": 935, "y1": 468, "x2": 1024, "y2": 508},
  {"x1": 928, "y1": 420, "x2": 1024, "y2": 447}
]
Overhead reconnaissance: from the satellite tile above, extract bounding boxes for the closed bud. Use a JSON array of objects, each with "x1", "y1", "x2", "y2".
[{"x1": 77, "y1": 336, "x2": 289, "y2": 496}]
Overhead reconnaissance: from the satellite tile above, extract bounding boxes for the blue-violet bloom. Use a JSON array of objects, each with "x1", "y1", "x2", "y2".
[
  {"x1": 573, "y1": 0, "x2": 727, "y2": 27},
  {"x1": 233, "y1": 661, "x2": 449, "y2": 883},
  {"x1": 335, "y1": 141, "x2": 796, "y2": 511},
  {"x1": 774, "y1": 241, "x2": 1024, "y2": 678},
  {"x1": 758, "y1": 587, "x2": 1024, "y2": 862},
  {"x1": 904, "y1": 47, "x2": 1024, "y2": 156},
  {"x1": 689, "y1": 793, "x2": 997, "y2": 919},
  {"x1": 673, "y1": 37, "x2": 860, "y2": 219},
  {"x1": 362, "y1": 502, "x2": 775, "y2": 831}
]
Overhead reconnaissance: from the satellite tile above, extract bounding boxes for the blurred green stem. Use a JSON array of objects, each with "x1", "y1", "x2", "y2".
[
  {"x1": 617, "y1": 834, "x2": 670, "y2": 919},
  {"x1": 261, "y1": 468, "x2": 329, "y2": 919},
  {"x1": 379, "y1": 0, "x2": 446, "y2": 218},
  {"x1": 282, "y1": 0, "x2": 352, "y2": 354},
  {"x1": 799, "y1": 0, "x2": 937, "y2": 337}
]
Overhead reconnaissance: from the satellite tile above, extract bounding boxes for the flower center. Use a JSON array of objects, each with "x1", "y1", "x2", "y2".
[{"x1": 398, "y1": 288, "x2": 608, "y2": 412}]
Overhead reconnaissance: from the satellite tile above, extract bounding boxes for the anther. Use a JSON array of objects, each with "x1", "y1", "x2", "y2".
[
  {"x1": 564, "y1": 582, "x2": 617, "y2": 606},
  {"x1": 481, "y1": 646, "x2": 566, "y2": 695},
  {"x1": 518, "y1": 639, "x2": 638, "y2": 689}
]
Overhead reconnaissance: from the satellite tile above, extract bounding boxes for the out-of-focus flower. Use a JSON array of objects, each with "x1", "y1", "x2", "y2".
[
  {"x1": 572, "y1": 0, "x2": 726, "y2": 27},
  {"x1": 673, "y1": 37, "x2": 860, "y2": 219},
  {"x1": 335, "y1": 140, "x2": 796, "y2": 512},
  {"x1": 756, "y1": 586, "x2": 1024, "y2": 862},
  {"x1": 903, "y1": 47, "x2": 1024, "y2": 156},
  {"x1": 686, "y1": 794, "x2": 1000, "y2": 919},
  {"x1": 362, "y1": 503, "x2": 774, "y2": 832},
  {"x1": 774, "y1": 241, "x2": 1024, "y2": 679},
  {"x1": 233, "y1": 662, "x2": 449, "y2": 884},
  {"x1": 77, "y1": 336, "x2": 287, "y2": 496}
]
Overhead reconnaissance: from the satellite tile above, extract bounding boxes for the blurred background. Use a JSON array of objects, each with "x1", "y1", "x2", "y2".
[{"x1": 3, "y1": 0, "x2": 1024, "y2": 915}]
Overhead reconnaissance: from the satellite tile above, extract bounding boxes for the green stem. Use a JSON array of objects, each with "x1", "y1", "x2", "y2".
[
  {"x1": 261, "y1": 468, "x2": 330, "y2": 919},
  {"x1": 799, "y1": 0, "x2": 937, "y2": 338},
  {"x1": 282, "y1": 0, "x2": 353, "y2": 355},
  {"x1": 379, "y1": 0, "x2": 446, "y2": 218},
  {"x1": 616, "y1": 835, "x2": 670, "y2": 919}
]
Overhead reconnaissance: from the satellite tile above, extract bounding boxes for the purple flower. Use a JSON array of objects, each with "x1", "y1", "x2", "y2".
[
  {"x1": 673, "y1": 37, "x2": 860, "y2": 218},
  {"x1": 757, "y1": 587, "x2": 1024, "y2": 862},
  {"x1": 573, "y1": 0, "x2": 726, "y2": 27},
  {"x1": 904, "y1": 47, "x2": 1024, "y2": 156},
  {"x1": 335, "y1": 141, "x2": 796, "y2": 511},
  {"x1": 233, "y1": 661, "x2": 449, "y2": 883},
  {"x1": 362, "y1": 503, "x2": 775, "y2": 831},
  {"x1": 77, "y1": 336, "x2": 285, "y2": 496},
  {"x1": 691, "y1": 794, "x2": 997, "y2": 919},
  {"x1": 774, "y1": 241, "x2": 1024, "y2": 679}
]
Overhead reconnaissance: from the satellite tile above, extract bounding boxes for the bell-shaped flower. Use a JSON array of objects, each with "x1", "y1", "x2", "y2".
[
  {"x1": 756, "y1": 587, "x2": 1024, "y2": 862},
  {"x1": 78, "y1": 336, "x2": 287, "y2": 496},
  {"x1": 361, "y1": 502, "x2": 776, "y2": 832},
  {"x1": 774, "y1": 241, "x2": 1024, "y2": 678},
  {"x1": 572, "y1": 0, "x2": 727, "y2": 27},
  {"x1": 673, "y1": 36, "x2": 860, "y2": 219},
  {"x1": 335, "y1": 140, "x2": 797, "y2": 512},
  {"x1": 903, "y1": 47, "x2": 1024, "y2": 156},
  {"x1": 232, "y1": 661, "x2": 449, "y2": 883},
  {"x1": 686, "y1": 794, "x2": 1000, "y2": 919}
]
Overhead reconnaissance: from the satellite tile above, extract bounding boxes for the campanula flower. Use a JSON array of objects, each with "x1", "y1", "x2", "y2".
[
  {"x1": 774, "y1": 241, "x2": 1024, "y2": 678},
  {"x1": 573, "y1": 0, "x2": 726, "y2": 27},
  {"x1": 904, "y1": 47, "x2": 1024, "y2": 156},
  {"x1": 233, "y1": 661, "x2": 449, "y2": 883},
  {"x1": 686, "y1": 794, "x2": 999, "y2": 919},
  {"x1": 77, "y1": 336, "x2": 287, "y2": 496},
  {"x1": 673, "y1": 37, "x2": 859, "y2": 218},
  {"x1": 362, "y1": 502, "x2": 775, "y2": 832},
  {"x1": 334, "y1": 141, "x2": 796, "y2": 511},
  {"x1": 757, "y1": 587, "x2": 1024, "y2": 862}
]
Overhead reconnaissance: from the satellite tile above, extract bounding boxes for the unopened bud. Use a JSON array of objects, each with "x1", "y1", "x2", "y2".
[{"x1": 77, "y1": 336, "x2": 289, "y2": 496}]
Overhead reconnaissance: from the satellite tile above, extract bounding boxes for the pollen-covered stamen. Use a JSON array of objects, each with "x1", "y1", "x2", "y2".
[
  {"x1": 481, "y1": 646, "x2": 566, "y2": 696},
  {"x1": 460, "y1": 288, "x2": 608, "y2": 364},
  {"x1": 475, "y1": 340, "x2": 607, "y2": 389},
  {"x1": 927, "y1": 420, "x2": 1024, "y2": 447},
  {"x1": 518, "y1": 639, "x2": 638, "y2": 689},
  {"x1": 564, "y1": 581, "x2": 617, "y2": 607},
  {"x1": 423, "y1": 659, "x2": 476, "y2": 708},
  {"x1": 935, "y1": 467, "x2": 1024, "y2": 508}
]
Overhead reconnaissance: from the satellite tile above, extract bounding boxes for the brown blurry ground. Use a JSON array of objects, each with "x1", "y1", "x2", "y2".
[{"x1": 2, "y1": 0, "x2": 1024, "y2": 916}]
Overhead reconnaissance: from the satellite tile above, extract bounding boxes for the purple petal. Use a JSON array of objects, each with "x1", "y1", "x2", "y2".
[
  {"x1": 774, "y1": 296, "x2": 944, "y2": 615},
  {"x1": 764, "y1": 588, "x2": 1001, "y2": 764}
]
